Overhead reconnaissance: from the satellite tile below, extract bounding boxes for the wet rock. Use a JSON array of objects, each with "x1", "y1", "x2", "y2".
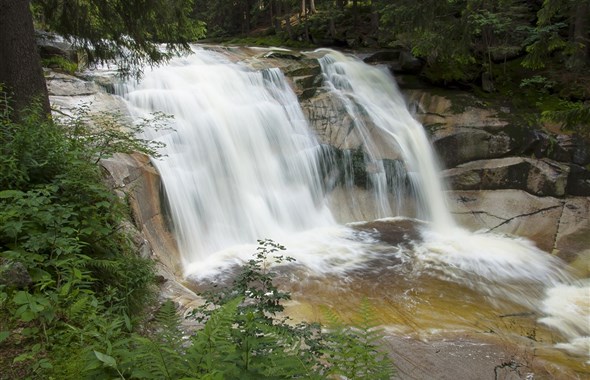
[
  {"x1": 447, "y1": 189, "x2": 564, "y2": 252},
  {"x1": 262, "y1": 50, "x2": 302, "y2": 60},
  {"x1": 101, "y1": 153, "x2": 183, "y2": 277},
  {"x1": 47, "y1": 70, "x2": 129, "y2": 118},
  {"x1": 443, "y1": 157, "x2": 570, "y2": 197},
  {"x1": 566, "y1": 164, "x2": 590, "y2": 196},
  {"x1": 363, "y1": 50, "x2": 401, "y2": 63},
  {"x1": 290, "y1": 73, "x2": 323, "y2": 100},
  {"x1": 46, "y1": 71, "x2": 99, "y2": 97},
  {"x1": 301, "y1": 91, "x2": 361, "y2": 149},
  {"x1": 36, "y1": 31, "x2": 77, "y2": 62},
  {"x1": 352, "y1": 218, "x2": 425, "y2": 246},
  {"x1": 432, "y1": 127, "x2": 513, "y2": 168},
  {"x1": 302, "y1": 91, "x2": 403, "y2": 161},
  {"x1": 0, "y1": 259, "x2": 32, "y2": 289},
  {"x1": 386, "y1": 334, "x2": 540, "y2": 380},
  {"x1": 399, "y1": 51, "x2": 424, "y2": 74},
  {"x1": 406, "y1": 91, "x2": 525, "y2": 166},
  {"x1": 554, "y1": 197, "x2": 590, "y2": 263},
  {"x1": 282, "y1": 62, "x2": 322, "y2": 77}
]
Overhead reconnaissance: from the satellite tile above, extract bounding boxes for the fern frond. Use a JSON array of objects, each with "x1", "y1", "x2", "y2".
[
  {"x1": 185, "y1": 297, "x2": 242, "y2": 377},
  {"x1": 322, "y1": 298, "x2": 395, "y2": 380},
  {"x1": 84, "y1": 258, "x2": 121, "y2": 271},
  {"x1": 129, "y1": 335, "x2": 184, "y2": 380}
]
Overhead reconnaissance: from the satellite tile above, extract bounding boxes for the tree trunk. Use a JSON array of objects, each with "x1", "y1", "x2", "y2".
[
  {"x1": 370, "y1": 3, "x2": 379, "y2": 35},
  {"x1": 309, "y1": 0, "x2": 316, "y2": 14},
  {"x1": 352, "y1": 0, "x2": 359, "y2": 32},
  {"x1": 284, "y1": 14, "x2": 294, "y2": 40},
  {"x1": 0, "y1": 0, "x2": 50, "y2": 118},
  {"x1": 572, "y1": 0, "x2": 590, "y2": 65}
]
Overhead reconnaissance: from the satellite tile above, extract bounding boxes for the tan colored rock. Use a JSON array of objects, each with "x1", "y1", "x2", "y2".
[
  {"x1": 443, "y1": 157, "x2": 570, "y2": 197},
  {"x1": 447, "y1": 189, "x2": 564, "y2": 253},
  {"x1": 100, "y1": 153, "x2": 183, "y2": 278},
  {"x1": 554, "y1": 197, "x2": 590, "y2": 266},
  {"x1": 301, "y1": 91, "x2": 403, "y2": 160}
]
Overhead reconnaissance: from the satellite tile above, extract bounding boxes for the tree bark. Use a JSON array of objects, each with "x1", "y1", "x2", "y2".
[
  {"x1": 572, "y1": 1, "x2": 589, "y2": 65},
  {"x1": 0, "y1": 0, "x2": 50, "y2": 118}
]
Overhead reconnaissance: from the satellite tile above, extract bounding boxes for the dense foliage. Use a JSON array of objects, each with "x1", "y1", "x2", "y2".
[
  {"x1": 0, "y1": 90, "x2": 158, "y2": 378},
  {"x1": 188, "y1": 0, "x2": 589, "y2": 136},
  {"x1": 0, "y1": 97, "x2": 394, "y2": 378},
  {"x1": 32, "y1": 0, "x2": 206, "y2": 76}
]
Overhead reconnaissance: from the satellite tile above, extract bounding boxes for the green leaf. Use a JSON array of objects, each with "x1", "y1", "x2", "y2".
[
  {"x1": 94, "y1": 350, "x2": 117, "y2": 368},
  {"x1": 0, "y1": 331, "x2": 9, "y2": 343},
  {"x1": 13, "y1": 291, "x2": 31, "y2": 305},
  {"x1": 0, "y1": 190, "x2": 23, "y2": 199},
  {"x1": 20, "y1": 310, "x2": 36, "y2": 322}
]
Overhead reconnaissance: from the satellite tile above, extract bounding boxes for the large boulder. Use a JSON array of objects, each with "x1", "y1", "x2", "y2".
[
  {"x1": 406, "y1": 91, "x2": 535, "y2": 168},
  {"x1": 566, "y1": 164, "x2": 590, "y2": 196},
  {"x1": 447, "y1": 190, "x2": 564, "y2": 253},
  {"x1": 448, "y1": 190, "x2": 590, "y2": 264},
  {"x1": 442, "y1": 157, "x2": 570, "y2": 197},
  {"x1": 46, "y1": 71, "x2": 99, "y2": 97},
  {"x1": 0, "y1": 259, "x2": 32, "y2": 289},
  {"x1": 100, "y1": 153, "x2": 203, "y2": 311},
  {"x1": 47, "y1": 70, "x2": 128, "y2": 118},
  {"x1": 36, "y1": 31, "x2": 78, "y2": 63},
  {"x1": 553, "y1": 197, "x2": 590, "y2": 266},
  {"x1": 100, "y1": 153, "x2": 183, "y2": 277}
]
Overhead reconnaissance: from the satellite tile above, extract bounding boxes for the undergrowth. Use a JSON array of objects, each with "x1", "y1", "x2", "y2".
[
  {"x1": 0, "y1": 90, "x2": 395, "y2": 379},
  {"x1": 0, "y1": 91, "x2": 157, "y2": 379}
]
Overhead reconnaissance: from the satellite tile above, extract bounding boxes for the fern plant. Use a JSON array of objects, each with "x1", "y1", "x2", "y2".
[
  {"x1": 191, "y1": 239, "x2": 323, "y2": 379},
  {"x1": 322, "y1": 298, "x2": 395, "y2": 380}
]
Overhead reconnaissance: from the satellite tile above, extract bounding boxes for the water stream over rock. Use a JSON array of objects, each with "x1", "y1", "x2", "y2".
[{"x1": 116, "y1": 46, "x2": 589, "y2": 377}]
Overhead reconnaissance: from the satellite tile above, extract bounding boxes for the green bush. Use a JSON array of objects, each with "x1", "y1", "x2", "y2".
[
  {"x1": 0, "y1": 92, "x2": 394, "y2": 379},
  {"x1": 0, "y1": 92, "x2": 156, "y2": 379}
]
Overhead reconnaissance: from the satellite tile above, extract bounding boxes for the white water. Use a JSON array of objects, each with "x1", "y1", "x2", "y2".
[
  {"x1": 117, "y1": 46, "x2": 588, "y2": 366},
  {"x1": 119, "y1": 48, "x2": 335, "y2": 269},
  {"x1": 317, "y1": 50, "x2": 454, "y2": 230}
]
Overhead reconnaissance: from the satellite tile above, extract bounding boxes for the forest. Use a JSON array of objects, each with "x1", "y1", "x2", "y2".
[{"x1": 0, "y1": 0, "x2": 589, "y2": 379}]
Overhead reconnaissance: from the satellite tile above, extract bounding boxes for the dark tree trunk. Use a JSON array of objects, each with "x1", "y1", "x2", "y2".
[
  {"x1": 284, "y1": 14, "x2": 294, "y2": 40},
  {"x1": 572, "y1": 1, "x2": 589, "y2": 65},
  {"x1": 352, "y1": 0, "x2": 359, "y2": 32},
  {"x1": 0, "y1": 0, "x2": 50, "y2": 118}
]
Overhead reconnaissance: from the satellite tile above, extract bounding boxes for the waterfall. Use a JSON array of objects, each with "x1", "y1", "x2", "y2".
[
  {"x1": 317, "y1": 50, "x2": 455, "y2": 230},
  {"x1": 116, "y1": 46, "x2": 588, "y2": 365},
  {"x1": 119, "y1": 48, "x2": 335, "y2": 269}
]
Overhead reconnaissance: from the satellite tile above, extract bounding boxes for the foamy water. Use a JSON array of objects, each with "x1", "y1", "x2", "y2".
[{"x1": 117, "y1": 46, "x2": 589, "y2": 368}]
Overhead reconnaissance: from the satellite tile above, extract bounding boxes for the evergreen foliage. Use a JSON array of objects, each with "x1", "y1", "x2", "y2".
[{"x1": 33, "y1": 0, "x2": 206, "y2": 76}]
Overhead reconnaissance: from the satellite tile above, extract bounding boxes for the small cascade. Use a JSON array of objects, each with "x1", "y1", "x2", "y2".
[
  {"x1": 119, "y1": 48, "x2": 334, "y2": 269},
  {"x1": 317, "y1": 49, "x2": 455, "y2": 230}
]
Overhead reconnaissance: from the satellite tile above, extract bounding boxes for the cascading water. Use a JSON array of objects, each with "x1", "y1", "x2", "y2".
[
  {"x1": 119, "y1": 48, "x2": 336, "y2": 272},
  {"x1": 117, "y1": 46, "x2": 589, "y2": 373},
  {"x1": 316, "y1": 50, "x2": 454, "y2": 230}
]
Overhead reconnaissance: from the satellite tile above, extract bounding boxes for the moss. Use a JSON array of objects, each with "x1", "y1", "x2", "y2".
[
  {"x1": 423, "y1": 123, "x2": 446, "y2": 135},
  {"x1": 42, "y1": 56, "x2": 78, "y2": 74},
  {"x1": 223, "y1": 35, "x2": 314, "y2": 49}
]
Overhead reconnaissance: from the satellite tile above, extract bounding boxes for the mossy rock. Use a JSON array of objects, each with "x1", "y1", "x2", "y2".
[{"x1": 283, "y1": 62, "x2": 322, "y2": 77}]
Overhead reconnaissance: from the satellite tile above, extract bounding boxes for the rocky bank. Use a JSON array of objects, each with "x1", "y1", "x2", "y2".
[{"x1": 42, "y1": 43, "x2": 589, "y2": 379}]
